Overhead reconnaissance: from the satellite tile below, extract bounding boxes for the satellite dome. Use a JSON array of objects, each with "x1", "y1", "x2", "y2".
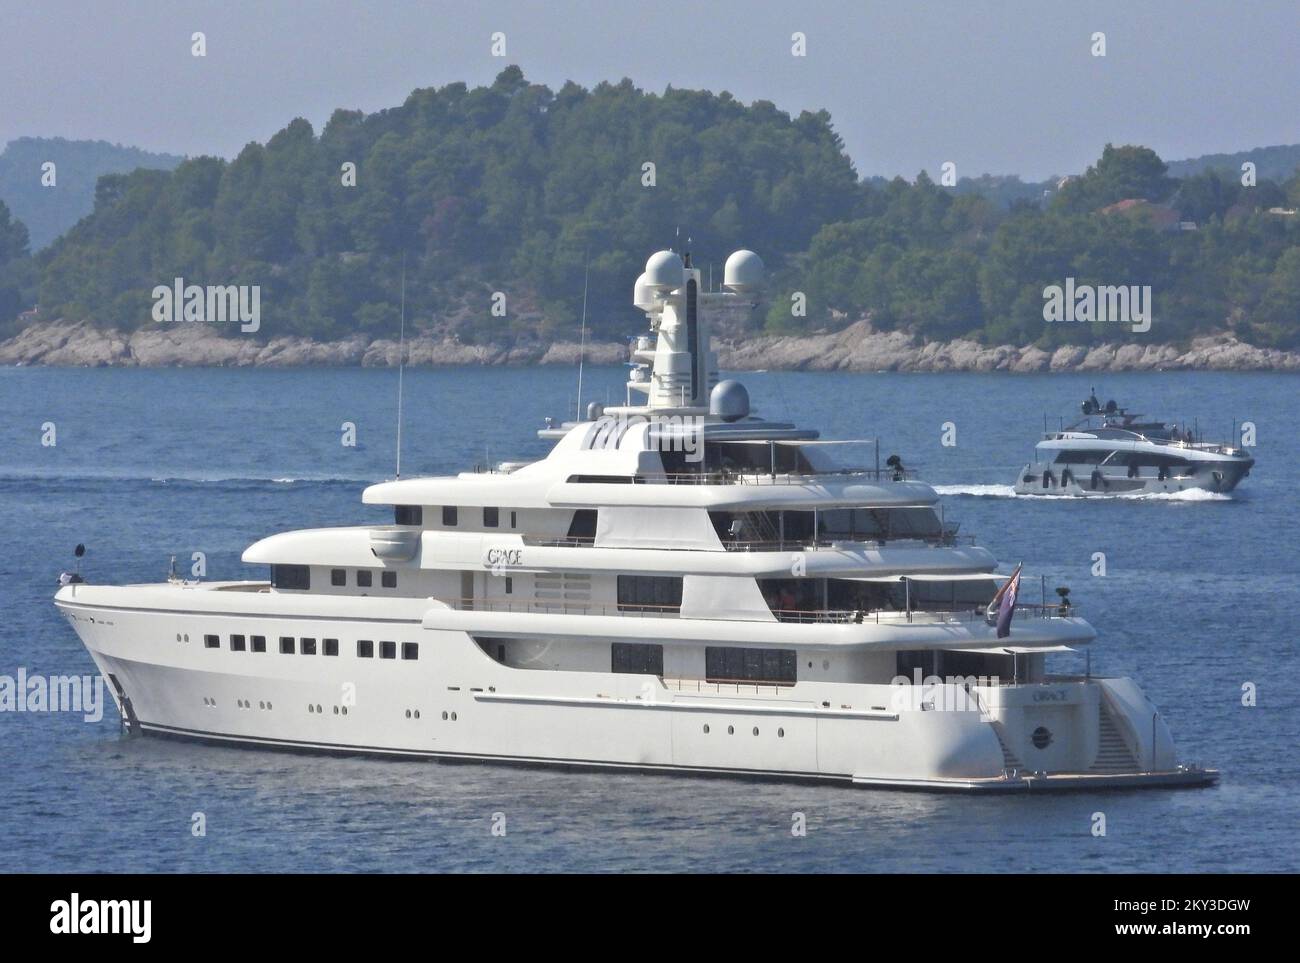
[
  {"x1": 633, "y1": 272, "x2": 656, "y2": 311},
  {"x1": 709, "y1": 380, "x2": 750, "y2": 422},
  {"x1": 644, "y1": 250, "x2": 684, "y2": 290},
  {"x1": 723, "y1": 249, "x2": 765, "y2": 292}
]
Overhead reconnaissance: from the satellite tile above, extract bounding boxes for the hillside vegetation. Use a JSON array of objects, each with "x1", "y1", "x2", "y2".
[{"x1": 2, "y1": 68, "x2": 1299, "y2": 348}]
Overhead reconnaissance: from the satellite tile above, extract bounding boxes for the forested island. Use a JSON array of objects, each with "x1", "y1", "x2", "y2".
[{"x1": 1, "y1": 67, "x2": 1298, "y2": 368}]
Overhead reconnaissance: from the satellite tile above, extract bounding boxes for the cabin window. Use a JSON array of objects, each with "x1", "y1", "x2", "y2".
[
  {"x1": 401, "y1": 642, "x2": 419, "y2": 661},
  {"x1": 301, "y1": 637, "x2": 317, "y2": 656},
  {"x1": 611, "y1": 642, "x2": 664, "y2": 675},
  {"x1": 616, "y1": 575, "x2": 683, "y2": 612},
  {"x1": 505, "y1": 577, "x2": 513, "y2": 594},
  {"x1": 382, "y1": 571, "x2": 397, "y2": 588},
  {"x1": 271, "y1": 564, "x2": 310, "y2": 590},
  {"x1": 230, "y1": 634, "x2": 246, "y2": 652},
  {"x1": 279, "y1": 636, "x2": 295, "y2": 654},
  {"x1": 395, "y1": 505, "x2": 423, "y2": 526},
  {"x1": 357, "y1": 570, "x2": 372, "y2": 588},
  {"x1": 323, "y1": 638, "x2": 339, "y2": 656},
  {"x1": 204, "y1": 634, "x2": 220, "y2": 649},
  {"x1": 484, "y1": 507, "x2": 499, "y2": 528},
  {"x1": 442, "y1": 506, "x2": 458, "y2": 526},
  {"x1": 357, "y1": 640, "x2": 374, "y2": 658},
  {"x1": 251, "y1": 635, "x2": 266, "y2": 653},
  {"x1": 380, "y1": 641, "x2": 397, "y2": 660},
  {"x1": 510, "y1": 511, "x2": 517, "y2": 528},
  {"x1": 895, "y1": 650, "x2": 938, "y2": 681},
  {"x1": 331, "y1": 569, "x2": 346, "y2": 586},
  {"x1": 566, "y1": 509, "x2": 597, "y2": 540},
  {"x1": 705, "y1": 647, "x2": 797, "y2": 685}
]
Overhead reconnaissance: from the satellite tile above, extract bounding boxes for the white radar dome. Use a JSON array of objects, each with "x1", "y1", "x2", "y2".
[
  {"x1": 723, "y1": 249, "x2": 765, "y2": 292},
  {"x1": 644, "y1": 250, "x2": 684, "y2": 290},
  {"x1": 633, "y1": 272, "x2": 656, "y2": 311}
]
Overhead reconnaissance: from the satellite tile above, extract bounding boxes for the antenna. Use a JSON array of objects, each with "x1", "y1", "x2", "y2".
[
  {"x1": 576, "y1": 255, "x2": 589, "y2": 419},
  {"x1": 395, "y1": 256, "x2": 407, "y2": 479}
]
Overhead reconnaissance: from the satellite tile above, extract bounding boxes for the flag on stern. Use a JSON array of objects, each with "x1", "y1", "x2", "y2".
[{"x1": 985, "y1": 563, "x2": 1023, "y2": 639}]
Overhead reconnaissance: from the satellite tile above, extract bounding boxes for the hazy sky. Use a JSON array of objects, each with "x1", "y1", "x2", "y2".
[{"x1": 3, "y1": 0, "x2": 1298, "y2": 180}]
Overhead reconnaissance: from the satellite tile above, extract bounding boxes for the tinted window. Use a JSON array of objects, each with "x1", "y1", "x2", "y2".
[
  {"x1": 381, "y1": 571, "x2": 397, "y2": 588},
  {"x1": 617, "y1": 575, "x2": 683, "y2": 612},
  {"x1": 401, "y1": 642, "x2": 419, "y2": 660},
  {"x1": 279, "y1": 637, "x2": 295, "y2": 654},
  {"x1": 380, "y1": 641, "x2": 396, "y2": 659},
  {"x1": 442, "y1": 506, "x2": 458, "y2": 526},
  {"x1": 705, "y1": 647, "x2": 796, "y2": 685},
  {"x1": 483, "y1": 506, "x2": 499, "y2": 527},
  {"x1": 612, "y1": 642, "x2": 664, "y2": 675},
  {"x1": 271, "y1": 564, "x2": 310, "y2": 590},
  {"x1": 301, "y1": 637, "x2": 317, "y2": 655},
  {"x1": 251, "y1": 635, "x2": 266, "y2": 653},
  {"x1": 331, "y1": 568, "x2": 346, "y2": 586},
  {"x1": 204, "y1": 634, "x2": 220, "y2": 649},
  {"x1": 356, "y1": 570, "x2": 372, "y2": 587},
  {"x1": 357, "y1": 639, "x2": 374, "y2": 658},
  {"x1": 230, "y1": 634, "x2": 246, "y2": 652},
  {"x1": 323, "y1": 638, "x2": 339, "y2": 656},
  {"x1": 395, "y1": 505, "x2": 423, "y2": 526}
]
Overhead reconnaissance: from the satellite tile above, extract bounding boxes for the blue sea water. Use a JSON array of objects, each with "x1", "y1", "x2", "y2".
[{"x1": 1, "y1": 364, "x2": 1296, "y2": 873}]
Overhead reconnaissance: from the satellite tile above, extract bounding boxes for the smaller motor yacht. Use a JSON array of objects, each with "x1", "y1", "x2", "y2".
[{"x1": 1014, "y1": 391, "x2": 1254, "y2": 497}]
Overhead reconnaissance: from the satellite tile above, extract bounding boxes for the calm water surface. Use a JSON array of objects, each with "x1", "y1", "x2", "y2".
[{"x1": 1, "y1": 365, "x2": 1295, "y2": 872}]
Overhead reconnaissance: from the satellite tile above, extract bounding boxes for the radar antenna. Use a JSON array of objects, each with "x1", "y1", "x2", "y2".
[{"x1": 395, "y1": 255, "x2": 407, "y2": 479}]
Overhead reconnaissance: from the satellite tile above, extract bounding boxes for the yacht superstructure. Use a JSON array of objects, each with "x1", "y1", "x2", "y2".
[
  {"x1": 1014, "y1": 392, "x2": 1254, "y2": 496},
  {"x1": 55, "y1": 251, "x2": 1216, "y2": 791}
]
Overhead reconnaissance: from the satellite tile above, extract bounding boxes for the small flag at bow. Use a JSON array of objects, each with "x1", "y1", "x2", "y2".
[{"x1": 985, "y1": 563, "x2": 1023, "y2": 639}]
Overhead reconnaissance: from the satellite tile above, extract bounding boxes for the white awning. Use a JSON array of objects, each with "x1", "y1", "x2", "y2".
[
  {"x1": 709, "y1": 438, "x2": 877, "y2": 445},
  {"x1": 846, "y1": 572, "x2": 1007, "y2": 583},
  {"x1": 945, "y1": 644, "x2": 1076, "y2": 654}
]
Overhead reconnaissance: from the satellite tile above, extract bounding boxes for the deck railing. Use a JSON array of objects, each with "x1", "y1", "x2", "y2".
[{"x1": 446, "y1": 596, "x2": 1076, "y2": 624}]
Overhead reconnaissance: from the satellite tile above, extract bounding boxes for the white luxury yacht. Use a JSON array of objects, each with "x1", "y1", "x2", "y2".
[
  {"x1": 55, "y1": 250, "x2": 1216, "y2": 791},
  {"x1": 1014, "y1": 391, "x2": 1254, "y2": 496}
]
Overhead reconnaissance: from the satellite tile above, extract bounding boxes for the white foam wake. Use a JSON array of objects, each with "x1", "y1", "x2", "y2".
[{"x1": 931, "y1": 483, "x2": 1233, "y2": 502}]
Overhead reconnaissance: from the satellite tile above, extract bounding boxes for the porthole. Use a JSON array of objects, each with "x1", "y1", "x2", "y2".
[
  {"x1": 414, "y1": 710, "x2": 420, "y2": 719},
  {"x1": 184, "y1": 634, "x2": 190, "y2": 642},
  {"x1": 259, "y1": 701, "x2": 265, "y2": 709},
  {"x1": 752, "y1": 727, "x2": 759, "y2": 736},
  {"x1": 333, "y1": 706, "x2": 339, "y2": 715},
  {"x1": 267, "y1": 702, "x2": 272, "y2": 710},
  {"x1": 316, "y1": 704, "x2": 322, "y2": 714},
  {"x1": 703, "y1": 724, "x2": 710, "y2": 734},
  {"x1": 727, "y1": 725, "x2": 734, "y2": 735},
  {"x1": 441, "y1": 711, "x2": 448, "y2": 720},
  {"x1": 341, "y1": 707, "x2": 347, "y2": 716},
  {"x1": 405, "y1": 709, "x2": 411, "y2": 719},
  {"x1": 451, "y1": 712, "x2": 458, "y2": 721},
  {"x1": 778, "y1": 728, "x2": 785, "y2": 738},
  {"x1": 309, "y1": 704, "x2": 315, "y2": 713},
  {"x1": 176, "y1": 633, "x2": 182, "y2": 642}
]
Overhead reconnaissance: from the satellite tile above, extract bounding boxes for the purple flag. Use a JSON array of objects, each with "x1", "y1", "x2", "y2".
[{"x1": 995, "y1": 564, "x2": 1022, "y2": 639}]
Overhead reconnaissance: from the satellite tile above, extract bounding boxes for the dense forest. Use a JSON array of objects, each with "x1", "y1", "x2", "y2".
[
  {"x1": 2, "y1": 67, "x2": 1299, "y2": 348},
  {"x1": 0, "y1": 137, "x2": 183, "y2": 249}
]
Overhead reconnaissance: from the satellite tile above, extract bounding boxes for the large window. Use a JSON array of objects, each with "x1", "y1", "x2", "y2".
[
  {"x1": 395, "y1": 505, "x2": 423, "y2": 526},
  {"x1": 483, "y1": 507, "x2": 499, "y2": 528},
  {"x1": 442, "y1": 506, "x2": 458, "y2": 526},
  {"x1": 271, "y1": 564, "x2": 310, "y2": 590},
  {"x1": 705, "y1": 646, "x2": 797, "y2": 685},
  {"x1": 611, "y1": 642, "x2": 664, "y2": 675},
  {"x1": 616, "y1": 575, "x2": 683, "y2": 612}
]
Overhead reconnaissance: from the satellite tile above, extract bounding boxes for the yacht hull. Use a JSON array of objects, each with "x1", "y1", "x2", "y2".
[
  {"x1": 1014, "y1": 458, "x2": 1253, "y2": 496},
  {"x1": 56, "y1": 585, "x2": 1214, "y2": 793}
]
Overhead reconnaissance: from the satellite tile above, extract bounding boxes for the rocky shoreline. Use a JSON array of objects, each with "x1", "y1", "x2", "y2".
[{"x1": 2, "y1": 318, "x2": 1298, "y2": 372}]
